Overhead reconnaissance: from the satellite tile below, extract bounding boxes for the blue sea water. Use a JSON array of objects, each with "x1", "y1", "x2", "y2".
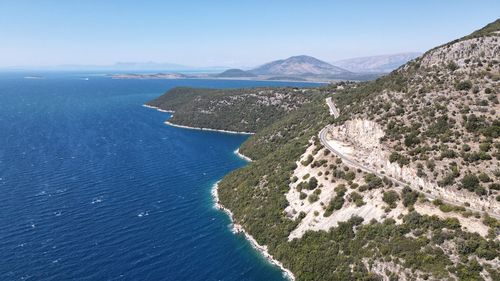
[{"x1": 0, "y1": 72, "x2": 319, "y2": 281}]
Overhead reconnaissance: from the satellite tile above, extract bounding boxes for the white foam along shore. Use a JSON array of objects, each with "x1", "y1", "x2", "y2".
[
  {"x1": 143, "y1": 104, "x2": 255, "y2": 135},
  {"x1": 142, "y1": 104, "x2": 175, "y2": 113},
  {"x1": 211, "y1": 181, "x2": 296, "y2": 281},
  {"x1": 164, "y1": 121, "x2": 255, "y2": 135},
  {"x1": 234, "y1": 149, "x2": 252, "y2": 162}
]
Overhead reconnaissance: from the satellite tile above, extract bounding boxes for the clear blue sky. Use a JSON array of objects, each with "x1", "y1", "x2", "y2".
[{"x1": 0, "y1": 0, "x2": 498, "y2": 68}]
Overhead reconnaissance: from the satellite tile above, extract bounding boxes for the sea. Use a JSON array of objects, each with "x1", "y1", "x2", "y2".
[{"x1": 0, "y1": 72, "x2": 319, "y2": 281}]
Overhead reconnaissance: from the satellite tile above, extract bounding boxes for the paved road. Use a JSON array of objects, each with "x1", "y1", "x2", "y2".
[
  {"x1": 318, "y1": 99, "x2": 499, "y2": 219},
  {"x1": 325, "y1": 97, "x2": 340, "y2": 118}
]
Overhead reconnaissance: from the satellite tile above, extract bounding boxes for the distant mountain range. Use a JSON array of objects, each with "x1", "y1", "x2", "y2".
[
  {"x1": 332, "y1": 52, "x2": 421, "y2": 73},
  {"x1": 209, "y1": 55, "x2": 382, "y2": 81},
  {"x1": 3, "y1": 62, "x2": 225, "y2": 72}
]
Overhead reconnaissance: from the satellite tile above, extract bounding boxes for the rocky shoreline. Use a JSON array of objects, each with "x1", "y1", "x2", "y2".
[
  {"x1": 143, "y1": 104, "x2": 255, "y2": 134},
  {"x1": 145, "y1": 102, "x2": 293, "y2": 279},
  {"x1": 234, "y1": 149, "x2": 252, "y2": 162},
  {"x1": 142, "y1": 104, "x2": 174, "y2": 113},
  {"x1": 211, "y1": 181, "x2": 296, "y2": 281},
  {"x1": 164, "y1": 121, "x2": 254, "y2": 135}
]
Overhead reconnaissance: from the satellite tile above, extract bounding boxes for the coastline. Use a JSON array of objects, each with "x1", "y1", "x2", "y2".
[
  {"x1": 234, "y1": 149, "x2": 252, "y2": 162},
  {"x1": 211, "y1": 181, "x2": 296, "y2": 281},
  {"x1": 143, "y1": 104, "x2": 254, "y2": 135},
  {"x1": 164, "y1": 121, "x2": 254, "y2": 135},
  {"x1": 115, "y1": 75, "x2": 330, "y2": 84},
  {"x1": 145, "y1": 102, "x2": 292, "y2": 278},
  {"x1": 142, "y1": 104, "x2": 175, "y2": 113}
]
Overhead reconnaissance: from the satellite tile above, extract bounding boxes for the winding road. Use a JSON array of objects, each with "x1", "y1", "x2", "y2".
[{"x1": 319, "y1": 98, "x2": 499, "y2": 219}]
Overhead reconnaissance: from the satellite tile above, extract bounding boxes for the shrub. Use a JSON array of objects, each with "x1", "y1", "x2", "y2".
[
  {"x1": 455, "y1": 80, "x2": 472, "y2": 91},
  {"x1": 478, "y1": 173, "x2": 491, "y2": 182},
  {"x1": 461, "y1": 174, "x2": 480, "y2": 192},
  {"x1": 404, "y1": 132, "x2": 421, "y2": 147},
  {"x1": 490, "y1": 183, "x2": 500, "y2": 190},
  {"x1": 447, "y1": 61, "x2": 458, "y2": 71},
  {"x1": 307, "y1": 177, "x2": 318, "y2": 190},
  {"x1": 389, "y1": 152, "x2": 410, "y2": 166},
  {"x1": 308, "y1": 193, "x2": 319, "y2": 203},
  {"x1": 383, "y1": 190, "x2": 400, "y2": 209},
  {"x1": 329, "y1": 195, "x2": 345, "y2": 211},
  {"x1": 402, "y1": 186, "x2": 418, "y2": 207},
  {"x1": 348, "y1": 191, "x2": 365, "y2": 207},
  {"x1": 344, "y1": 171, "x2": 356, "y2": 181},
  {"x1": 363, "y1": 174, "x2": 383, "y2": 189},
  {"x1": 438, "y1": 173, "x2": 455, "y2": 187},
  {"x1": 301, "y1": 154, "x2": 313, "y2": 166},
  {"x1": 479, "y1": 142, "x2": 491, "y2": 152},
  {"x1": 299, "y1": 192, "x2": 307, "y2": 200}
]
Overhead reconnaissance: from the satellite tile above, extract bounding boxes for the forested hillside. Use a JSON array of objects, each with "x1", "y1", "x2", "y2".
[{"x1": 147, "y1": 87, "x2": 316, "y2": 132}]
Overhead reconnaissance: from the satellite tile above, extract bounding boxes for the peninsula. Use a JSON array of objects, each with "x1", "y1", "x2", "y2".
[{"x1": 148, "y1": 20, "x2": 500, "y2": 280}]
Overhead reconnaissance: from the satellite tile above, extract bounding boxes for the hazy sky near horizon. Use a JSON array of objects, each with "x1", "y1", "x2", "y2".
[{"x1": 1, "y1": 0, "x2": 499, "y2": 68}]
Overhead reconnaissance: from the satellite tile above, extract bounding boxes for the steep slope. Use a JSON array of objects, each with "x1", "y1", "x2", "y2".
[
  {"x1": 146, "y1": 20, "x2": 500, "y2": 281},
  {"x1": 333, "y1": 52, "x2": 422, "y2": 73},
  {"x1": 217, "y1": 20, "x2": 500, "y2": 280},
  {"x1": 251, "y1": 55, "x2": 351, "y2": 76},
  {"x1": 329, "y1": 20, "x2": 499, "y2": 215}
]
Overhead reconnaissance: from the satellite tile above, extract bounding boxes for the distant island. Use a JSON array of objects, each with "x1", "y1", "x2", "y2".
[
  {"x1": 215, "y1": 68, "x2": 257, "y2": 78},
  {"x1": 110, "y1": 73, "x2": 189, "y2": 79}
]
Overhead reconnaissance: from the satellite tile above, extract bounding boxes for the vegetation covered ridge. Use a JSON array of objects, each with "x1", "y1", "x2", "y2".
[{"x1": 146, "y1": 86, "x2": 318, "y2": 133}]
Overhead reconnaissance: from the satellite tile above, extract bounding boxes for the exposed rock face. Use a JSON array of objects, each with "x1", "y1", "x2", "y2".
[
  {"x1": 418, "y1": 36, "x2": 500, "y2": 69},
  {"x1": 284, "y1": 141, "x2": 406, "y2": 240},
  {"x1": 326, "y1": 119, "x2": 500, "y2": 215},
  {"x1": 333, "y1": 52, "x2": 422, "y2": 73}
]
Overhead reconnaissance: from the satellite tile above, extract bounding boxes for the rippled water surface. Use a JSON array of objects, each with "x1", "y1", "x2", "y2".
[{"x1": 0, "y1": 73, "x2": 317, "y2": 281}]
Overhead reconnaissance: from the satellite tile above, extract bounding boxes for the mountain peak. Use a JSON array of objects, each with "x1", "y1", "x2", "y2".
[{"x1": 252, "y1": 55, "x2": 350, "y2": 76}]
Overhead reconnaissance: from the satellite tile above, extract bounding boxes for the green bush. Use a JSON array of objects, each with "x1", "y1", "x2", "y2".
[
  {"x1": 308, "y1": 193, "x2": 319, "y2": 203},
  {"x1": 402, "y1": 186, "x2": 419, "y2": 207},
  {"x1": 363, "y1": 174, "x2": 383, "y2": 189},
  {"x1": 461, "y1": 174, "x2": 480, "y2": 192},
  {"x1": 455, "y1": 80, "x2": 472, "y2": 91},
  {"x1": 383, "y1": 190, "x2": 400, "y2": 209},
  {"x1": 299, "y1": 192, "x2": 307, "y2": 200},
  {"x1": 349, "y1": 192, "x2": 365, "y2": 207},
  {"x1": 307, "y1": 177, "x2": 318, "y2": 190},
  {"x1": 344, "y1": 171, "x2": 356, "y2": 181}
]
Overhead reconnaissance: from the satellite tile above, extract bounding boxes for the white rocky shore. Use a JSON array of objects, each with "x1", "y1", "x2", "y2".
[
  {"x1": 164, "y1": 121, "x2": 254, "y2": 135},
  {"x1": 143, "y1": 104, "x2": 255, "y2": 135},
  {"x1": 212, "y1": 181, "x2": 296, "y2": 281},
  {"x1": 142, "y1": 104, "x2": 175, "y2": 113},
  {"x1": 234, "y1": 149, "x2": 252, "y2": 162}
]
